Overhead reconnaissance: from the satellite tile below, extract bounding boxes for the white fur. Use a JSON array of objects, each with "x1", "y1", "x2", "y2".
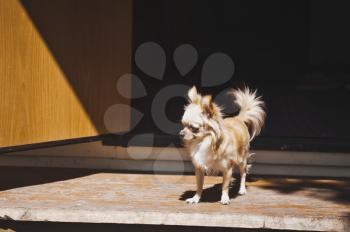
[
  {"x1": 230, "y1": 87, "x2": 265, "y2": 141},
  {"x1": 182, "y1": 104, "x2": 203, "y2": 126},
  {"x1": 191, "y1": 136, "x2": 229, "y2": 174},
  {"x1": 191, "y1": 136, "x2": 213, "y2": 171},
  {"x1": 185, "y1": 194, "x2": 200, "y2": 204},
  {"x1": 220, "y1": 194, "x2": 231, "y2": 205}
]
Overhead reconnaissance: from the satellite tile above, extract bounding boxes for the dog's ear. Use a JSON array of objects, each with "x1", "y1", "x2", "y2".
[
  {"x1": 202, "y1": 95, "x2": 222, "y2": 119},
  {"x1": 202, "y1": 95, "x2": 214, "y2": 117},
  {"x1": 188, "y1": 86, "x2": 200, "y2": 103}
]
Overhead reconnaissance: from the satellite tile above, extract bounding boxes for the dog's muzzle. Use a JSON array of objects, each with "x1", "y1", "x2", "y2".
[{"x1": 179, "y1": 130, "x2": 185, "y2": 139}]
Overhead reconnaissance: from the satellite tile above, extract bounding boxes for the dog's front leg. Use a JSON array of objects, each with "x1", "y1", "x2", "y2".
[
  {"x1": 186, "y1": 168, "x2": 204, "y2": 204},
  {"x1": 220, "y1": 167, "x2": 233, "y2": 205}
]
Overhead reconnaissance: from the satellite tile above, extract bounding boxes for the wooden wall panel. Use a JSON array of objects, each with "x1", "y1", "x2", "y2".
[{"x1": 0, "y1": 0, "x2": 132, "y2": 148}]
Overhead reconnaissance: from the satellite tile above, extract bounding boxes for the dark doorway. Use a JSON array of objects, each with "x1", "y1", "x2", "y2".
[{"x1": 129, "y1": 0, "x2": 350, "y2": 152}]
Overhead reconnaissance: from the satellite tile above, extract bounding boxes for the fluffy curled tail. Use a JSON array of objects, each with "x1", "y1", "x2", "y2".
[{"x1": 229, "y1": 87, "x2": 266, "y2": 141}]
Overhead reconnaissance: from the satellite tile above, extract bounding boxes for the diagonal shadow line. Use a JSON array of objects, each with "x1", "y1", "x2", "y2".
[
  {"x1": 19, "y1": 0, "x2": 133, "y2": 136},
  {"x1": 0, "y1": 166, "x2": 98, "y2": 191}
]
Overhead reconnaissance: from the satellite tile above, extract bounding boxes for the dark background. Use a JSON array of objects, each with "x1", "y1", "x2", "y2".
[{"x1": 130, "y1": 0, "x2": 350, "y2": 151}]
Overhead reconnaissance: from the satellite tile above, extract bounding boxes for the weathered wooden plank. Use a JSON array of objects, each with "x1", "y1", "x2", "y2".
[{"x1": 0, "y1": 169, "x2": 349, "y2": 231}]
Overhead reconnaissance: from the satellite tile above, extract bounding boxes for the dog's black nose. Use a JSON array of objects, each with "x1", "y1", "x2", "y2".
[{"x1": 179, "y1": 131, "x2": 185, "y2": 138}]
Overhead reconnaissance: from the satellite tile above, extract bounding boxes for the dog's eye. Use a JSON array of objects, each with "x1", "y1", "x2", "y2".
[{"x1": 190, "y1": 126, "x2": 199, "y2": 133}]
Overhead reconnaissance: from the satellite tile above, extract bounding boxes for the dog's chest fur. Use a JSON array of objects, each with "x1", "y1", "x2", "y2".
[{"x1": 190, "y1": 136, "x2": 229, "y2": 172}]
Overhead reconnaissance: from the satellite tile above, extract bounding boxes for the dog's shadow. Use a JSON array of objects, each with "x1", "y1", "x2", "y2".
[{"x1": 179, "y1": 178, "x2": 241, "y2": 203}]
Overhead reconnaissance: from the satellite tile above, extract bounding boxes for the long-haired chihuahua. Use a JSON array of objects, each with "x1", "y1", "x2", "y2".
[{"x1": 180, "y1": 86, "x2": 265, "y2": 204}]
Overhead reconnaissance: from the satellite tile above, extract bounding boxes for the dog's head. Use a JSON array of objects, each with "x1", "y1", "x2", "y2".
[{"x1": 180, "y1": 86, "x2": 222, "y2": 143}]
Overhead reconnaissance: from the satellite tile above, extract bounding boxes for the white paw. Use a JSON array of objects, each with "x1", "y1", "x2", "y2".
[
  {"x1": 238, "y1": 187, "x2": 247, "y2": 195},
  {"x1": 186, "y1": 195, "x2": 200, "y2": 204},
  {"x1": 220, "y1": 194, "x2": 230, "y2": 205}
]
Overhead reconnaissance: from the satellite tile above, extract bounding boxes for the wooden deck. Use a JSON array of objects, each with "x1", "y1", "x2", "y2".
[{"x1": 0, "y1": 167, "x2": 349, "y2": 231}]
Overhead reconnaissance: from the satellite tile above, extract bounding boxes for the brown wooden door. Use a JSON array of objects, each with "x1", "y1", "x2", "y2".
[{"x1": 0, "y1": 0, "x2": 132, "y2": 149}]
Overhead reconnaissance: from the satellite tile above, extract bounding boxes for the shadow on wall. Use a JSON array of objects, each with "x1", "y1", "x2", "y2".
[{"x1": 19, "y1": 0, "x2": 132, "y2": 134}]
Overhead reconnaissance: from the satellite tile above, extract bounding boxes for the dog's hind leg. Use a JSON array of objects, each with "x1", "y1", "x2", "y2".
[{"x1": 238, "y1": 159, "x2": 247, "y2": 195}]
